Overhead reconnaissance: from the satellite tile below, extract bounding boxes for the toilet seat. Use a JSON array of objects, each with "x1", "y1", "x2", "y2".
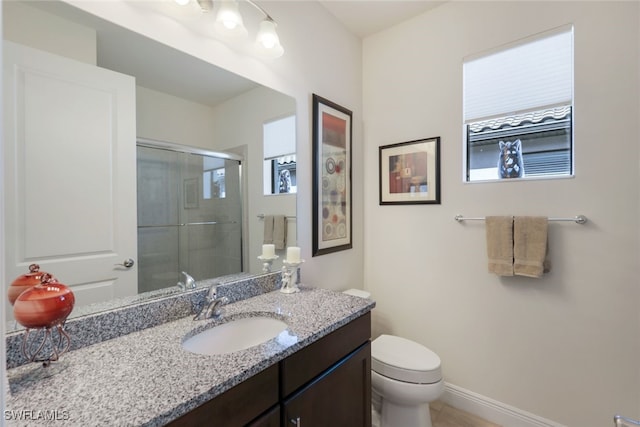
[{"x1": 372, "y1": 334, "x2": 442, "y2": 384}]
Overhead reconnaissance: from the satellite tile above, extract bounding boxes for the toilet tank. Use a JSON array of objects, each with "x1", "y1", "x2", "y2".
[{"x1": 343, "y1": 288, "x2": 371, "y2": 299}]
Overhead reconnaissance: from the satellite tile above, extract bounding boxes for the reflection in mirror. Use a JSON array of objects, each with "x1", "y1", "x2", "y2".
[
  {"x1": 137, "y1": 141, "x2": 243, "y2": 293},
  {"x1": 263, "y1": 115, "x2": 297, "y2": 195},
  {"x1": 2, "y1": 0, "x2": 296, "y2": 330}
]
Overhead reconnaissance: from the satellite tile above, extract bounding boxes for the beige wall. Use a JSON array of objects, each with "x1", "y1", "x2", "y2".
[
  {"x1": 3, "y1": 1, "x2": 96, "y2": 64},
  {"x1": 363, "y1": 2, "x2": 640, "y2": 426},
  {"x1": 136, "y1": 86, "x2": 218, "y2": 148}
]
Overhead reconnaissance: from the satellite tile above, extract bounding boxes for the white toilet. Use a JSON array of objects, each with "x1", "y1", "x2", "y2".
[
  {"x1": 372, "y1": 334, "x2": 444, "y2": 427},
  {"x1": 343, "y1": 289, "x2": 444, "y2": 427}
]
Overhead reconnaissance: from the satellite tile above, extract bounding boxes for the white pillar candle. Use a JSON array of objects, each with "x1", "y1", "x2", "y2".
[
  {"x1": 286, "y1": 246, "x2": 301, "y2": 263},
  {"x1": 262, "y1": 244, "x2": 275, "y2": 258}
]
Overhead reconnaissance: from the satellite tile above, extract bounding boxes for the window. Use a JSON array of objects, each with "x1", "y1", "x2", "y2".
[
  {"x1": 263, "y1": 115, "x2": 296, "y2": 194},
  {"x1": 464, "y1": 26, "x2": 574, "y2": 182},
  {"x1": 270, "y1": 155, "x2": 296, "y2": 194},
  {"x1": 203, "y1": 157, "x2": 227, "y2": 199}
]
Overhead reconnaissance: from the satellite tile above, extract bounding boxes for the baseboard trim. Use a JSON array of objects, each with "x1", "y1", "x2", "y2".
[{"x1": 440, "y1": 383, "x2": 566, "y2": 427}]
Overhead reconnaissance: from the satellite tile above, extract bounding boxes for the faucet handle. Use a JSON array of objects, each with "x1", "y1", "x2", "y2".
[
  {"x1": 206, "y1": 284, "x2": 218, "y2": 302},
  {"x1": 211, "y1": 296, "x2": 230, "y2": 318},
  {"x1": 178, "y1": 272, "x2": 197, "y2": 291}
]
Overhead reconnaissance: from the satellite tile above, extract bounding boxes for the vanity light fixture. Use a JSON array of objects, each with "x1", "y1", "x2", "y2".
[{"x1": 175, "y1": 0, "x2": 285, "y2": 58}]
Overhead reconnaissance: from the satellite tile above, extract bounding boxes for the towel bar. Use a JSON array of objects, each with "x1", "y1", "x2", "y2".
[
  {"x1": 454, "y1": 214, "x2": 587, "y2": 224},
  {"x1": 614, "y1": 415, "x2": 640, "y2": 426},
  {"x1": 257, "y1": 214, "x2": 297, "y2": 220},
  {"x1": 138, "y1": 221, "x2": 238, "y2": 228}
]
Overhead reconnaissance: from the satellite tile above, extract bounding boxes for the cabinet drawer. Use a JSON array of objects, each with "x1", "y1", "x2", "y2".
[
  {"x1": 281, "y1": 312, "x2": 371, "y2": 397},
  {"x1": 167, "y1": 363, "x2": 279, "y2": 427}
]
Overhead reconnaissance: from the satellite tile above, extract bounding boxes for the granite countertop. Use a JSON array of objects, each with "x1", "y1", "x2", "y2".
[{"x1": 5, "y1": 287, "x2": 375, "y2": 426}]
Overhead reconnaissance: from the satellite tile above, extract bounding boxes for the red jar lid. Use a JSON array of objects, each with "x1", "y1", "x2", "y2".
[
  {"x1": 13, "y1": 273, "x2": 75, "y2": 329},
  {"x1": 7, "y1": 264, "x2": 51, "y2": 306}
]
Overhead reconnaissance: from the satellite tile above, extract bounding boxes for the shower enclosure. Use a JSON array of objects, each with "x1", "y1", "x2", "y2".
[{"x1": 136, "y1": 139, "x2": 243, "y2": 293}]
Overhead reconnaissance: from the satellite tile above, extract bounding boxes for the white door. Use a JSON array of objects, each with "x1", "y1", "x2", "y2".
[{"x1": 3, "y1": 41, "x2": 137, "y2": 321}]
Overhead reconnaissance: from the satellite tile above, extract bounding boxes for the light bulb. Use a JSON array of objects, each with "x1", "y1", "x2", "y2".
[
  {"x1": 255, "y1": 19, "x2": 284, "y2": 58},
  {"x1": 219, "y1": 11, "x2": 239, "y2": 29},
  {"x1": 214, "y1": 0, "x2": 248, "y2": 38}
]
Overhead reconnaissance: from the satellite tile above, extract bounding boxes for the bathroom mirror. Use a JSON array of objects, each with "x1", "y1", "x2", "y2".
[{"x1": 3, "y1": 0, "x2": 297, "y2": 330}]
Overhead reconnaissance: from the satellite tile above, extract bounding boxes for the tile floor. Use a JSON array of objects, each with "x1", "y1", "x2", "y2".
[{"x1": 430, "y1": 401, "x2": 502, "y2": 427}]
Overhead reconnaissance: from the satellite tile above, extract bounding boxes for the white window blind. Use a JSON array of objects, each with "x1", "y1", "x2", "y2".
[
  {"x1": 463, "y1": 27, "x2": 573, "y2": 122},
  {"x1": 264, "y1": 115, "x2": 296, "y2": 159}
]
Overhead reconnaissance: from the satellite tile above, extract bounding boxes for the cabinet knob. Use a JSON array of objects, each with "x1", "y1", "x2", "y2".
[{"x1": 290, "y1": 417, "x2": 301, "y2": 426}]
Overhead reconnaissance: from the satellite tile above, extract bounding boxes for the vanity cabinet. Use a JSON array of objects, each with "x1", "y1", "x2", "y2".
[
  {"x1": 282, "y1": 343, "x2": 371, "y2": 426},
  {"x1": 247, "y1": 406, "x2": 280, "y2": 427},
  {"x1": 167, "y1": 363, "x2": 279, "y2": 426},
  {"x1": 280, "y1": 313, "x2": 371, "y2": 427},
  {"x1": 168, "y1": 312, "x2": 371, "y2": 427}
]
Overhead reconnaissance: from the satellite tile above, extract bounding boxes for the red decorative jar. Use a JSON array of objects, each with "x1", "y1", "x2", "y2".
[
  {"x1": 7, "y1": 264, "x2": 51, "y2": 306},
  {"x1": 14, "y1": 273, "x2": 75, "y2": 329}
]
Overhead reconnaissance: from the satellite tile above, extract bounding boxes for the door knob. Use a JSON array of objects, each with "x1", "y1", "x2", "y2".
[
  {"x1": 115, "y1": 258, "x2": 135, "y2": 268},
  {"x1": 290, "y1": 417, "x2": 301, "y2": 426}
]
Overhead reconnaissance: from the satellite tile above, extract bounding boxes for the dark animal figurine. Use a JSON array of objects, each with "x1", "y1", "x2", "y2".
[
  {"x1": 279, "y1": 169, "x2": 292, "y2": 193},
  {"x1": 498, "y1": 139, "x2": 524, "y2": 179}
]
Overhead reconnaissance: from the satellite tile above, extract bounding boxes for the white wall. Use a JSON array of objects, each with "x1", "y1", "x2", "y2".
[
  {"x1": 363, "y1": 2, "x2": 639, "y2": 426},
  {"x1": 0, "y1": 3, "x2": 5, "y2": 423}
]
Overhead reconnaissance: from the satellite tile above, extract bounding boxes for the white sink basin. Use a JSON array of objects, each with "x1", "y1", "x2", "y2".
[{"x1": 182, "y1": 316, "x2": 288, "y2": 355}]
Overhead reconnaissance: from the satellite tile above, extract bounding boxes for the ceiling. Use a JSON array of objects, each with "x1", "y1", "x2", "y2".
[{"x1": 319, "y1": 0, "x2": 445, "y2": 38}]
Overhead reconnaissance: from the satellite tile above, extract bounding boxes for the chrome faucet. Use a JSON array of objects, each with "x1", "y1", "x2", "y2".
[
  {"x1": 193, "y1": 284, "x2": 229, "y2": 320},
  {"x1": 178, "y1": 271, "x2": 197, "y2": 291}
]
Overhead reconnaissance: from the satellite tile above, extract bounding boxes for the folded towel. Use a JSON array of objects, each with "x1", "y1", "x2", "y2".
[
  {"x1": 513, "y1": 216, "x2": 548, "y2": 278},
  {"x1": 263, "y1": 215, "x2": 275, "y2": 244},
  {"x1": 273, "y1": 215, "x2": 287, "y2": 250},
  {"x1": 486, "y1": 216, "x2": 514, "y2": 276}
]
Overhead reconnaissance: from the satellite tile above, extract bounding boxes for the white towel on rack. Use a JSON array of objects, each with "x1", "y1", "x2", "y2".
[
  {"x1": 263, "y1": 215, "x2": 275, "y2": 244},
  {"x1": 273, "y1": 215, "x2": 287, "y2": 250}
]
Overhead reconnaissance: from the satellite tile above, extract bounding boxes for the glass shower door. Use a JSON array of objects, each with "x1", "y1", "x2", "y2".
[{"x1": 137, "y1": 145, "x2": 242, "y2": 293}]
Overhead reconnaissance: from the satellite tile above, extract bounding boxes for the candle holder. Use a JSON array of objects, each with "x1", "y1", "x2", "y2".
[
  {"x1": 22, "y1": 324, "x2": 71, "y2": 367},
  {"x1": 280, "y1": 260, "x2": 304, "y2": 294},
  {"x1": 257, "y1": 255, "x2": 279, "y2": 273}
]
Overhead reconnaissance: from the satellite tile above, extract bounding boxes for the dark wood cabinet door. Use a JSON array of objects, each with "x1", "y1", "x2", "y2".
[
  {"x1": 247, "y1": 406, "x2": 280, "y2": 427},
  {"x1": 167, "y1": 364, "x2": 279, "y2": 427},
  {"x1": 283, "y1": 342, "x2": 371, "y2": 427},
  {"x1": 281, "y1": 312, "x2": 371, "y2": 397}
]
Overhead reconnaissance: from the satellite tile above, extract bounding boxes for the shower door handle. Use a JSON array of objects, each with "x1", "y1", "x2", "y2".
[{"x1": 115, "y1": 258, "x2": 135, "y2": 268}]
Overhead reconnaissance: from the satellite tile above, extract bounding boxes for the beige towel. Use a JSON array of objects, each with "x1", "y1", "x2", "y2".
[
  {"x1": 486, "y1": 216, "x2": 514, "y2": 276},
  {"x1": 273, "y1": 215, "x2": 287, "y2": 250},
  {"x1": 513, "y1": 216, "x2": 548, "y2": 278},
  {"x1": 263, "y1": 215, "x2": 275, "y2": 244}
]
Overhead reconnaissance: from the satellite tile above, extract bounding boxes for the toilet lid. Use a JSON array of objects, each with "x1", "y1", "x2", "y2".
[{"x1": 371, "y1": 334, "x2": 442, "y2": 384}]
